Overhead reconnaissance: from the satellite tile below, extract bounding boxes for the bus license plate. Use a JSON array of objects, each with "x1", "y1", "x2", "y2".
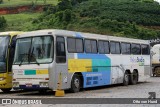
[{"x1": 26, "y1": 83, "x2": 32, "y2": 87}]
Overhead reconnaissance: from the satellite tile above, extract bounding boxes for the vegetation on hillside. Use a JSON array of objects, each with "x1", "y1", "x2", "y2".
[
  {"x1": 2, "y1": 0, "x2": 160, "y2": 39},
  {"x1": 0, "y1": 0, "x2": 58, "y2": 7},
  {"x1": 26, "y1": 0, "x2": 160, "y2": 39},
  {"x1": 0, "y1": 16, "x2": 7, "y2": 30},
  {"x1": 2, "y1": 13, "x2": 41, "y2": 31}
]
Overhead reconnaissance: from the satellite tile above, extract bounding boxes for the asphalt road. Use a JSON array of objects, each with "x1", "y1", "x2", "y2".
[{"x1": 0, "y1": 77, "x2": 160, "y2": 107}]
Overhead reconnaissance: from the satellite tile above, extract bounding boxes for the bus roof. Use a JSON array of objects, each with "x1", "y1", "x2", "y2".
[
  {"x1": 16, "y1": 29, "x2": 149, "y2": 44},
  {"x1": 0, "y1": 31, "x2": 23, "y2": 37}
]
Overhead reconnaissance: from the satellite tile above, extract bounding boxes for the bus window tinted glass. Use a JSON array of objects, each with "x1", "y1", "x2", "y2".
[
  {"x1": 98, "y1": 40, "x2": 109, "y2": 54},
  {"x1": 131, "y1": 44, "x2": 141, "y2": 55},
  {"x1": 98, "y1": 41, "x2": 104, "y2": 53},
  {"x1": 110, "y1": 42, "x2": 120, "y2": 54},
  {"x1": 85, "y1": 39, "x2": 97, "y2": 53},
  {"x1": 14, "y1": 36, "x2": 53, "y2": 65},
  {"x1": 121, "y1": 43, "x2": 131, "y2": 54},
  {"x1": 67, "y1": 38, "x2": 83, "y2": 53},
  {"x1": 91, "y1": 40, "x2": 97, "y2": 53},
  {"x1": 0, "y1": 36, "x2": 10, "y2": 72},
  {"x1": 142, "y1": 44, "x2": 149, "y2": 55},
  {"x1": 56, "y1": 36, "x2": 66, "y2": 63},
  {"x1": 85, "y1": 40, "x2": 91, "y2": 53},
  {"x1": 67, "y1": 38, "x2": 75, "y2": 52},
  {"x1": 76, "y1": 39, "x2": 83, "y2": 53},
  {"x1": 14, "y1": 38, "x2": 31, "y2": 64}
]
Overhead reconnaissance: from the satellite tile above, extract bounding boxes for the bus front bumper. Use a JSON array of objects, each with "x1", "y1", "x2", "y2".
[
  {"x1": 0, "y1": 79, "x2": 12, "y2": 89},
  {"x1": 13, "y1": 82, "x2": 49, "y2": 90}
]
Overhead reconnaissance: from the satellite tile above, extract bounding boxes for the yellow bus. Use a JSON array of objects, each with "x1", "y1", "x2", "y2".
[{"x1": 0, "y1": 31, "x2": 23, "y2": 92}]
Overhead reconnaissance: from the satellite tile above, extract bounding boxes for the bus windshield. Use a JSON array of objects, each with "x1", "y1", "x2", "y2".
[
  {"x1": 0, "y1": 36, "x2": 10, "y2": 73},
  {"x1": 14, "y1": 36, "x2": 53, "y2": 65}
]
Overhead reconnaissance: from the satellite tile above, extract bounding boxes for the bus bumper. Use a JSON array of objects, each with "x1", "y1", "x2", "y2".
[
  {"x1": 0, "y1": 80, "x2": 12, "y2": 89},
  {"x1": 13, "y1": 81, "x2": 49, "y2": 90}
]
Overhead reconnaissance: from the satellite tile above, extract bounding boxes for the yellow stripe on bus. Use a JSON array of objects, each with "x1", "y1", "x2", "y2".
[
  {"x1": 68, "y1": 59, "x2": 92, "y2": 73},
  {"x1": 36, "y1": 69, "x2": 48, "y2": 74}
]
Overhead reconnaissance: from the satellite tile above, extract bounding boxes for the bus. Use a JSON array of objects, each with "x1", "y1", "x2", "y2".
[
  {"x1": 0, "y1": 31, "x2": 23, "y2": 92},
  {"x1": 151, "y1": 44, "x2": 160, "y2": 76},
  {"x1": 12, "y1": 29, "x2": 151, "y2": 93}
]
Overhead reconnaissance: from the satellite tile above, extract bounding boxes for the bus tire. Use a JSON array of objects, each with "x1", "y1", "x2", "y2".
[
  {"x1": 1, "y1": 88, "x2": 11, "y2": 93},
  {"x1": 130, "y1": 70, "x2": 138, "y2": 85},
  {"x1": 154, "y1": 67, "x2": 160, "y2": 77},
  {"x1": 70, "y1": 74, "x2": 81, "y2": 93},
  {"x1": 123, "y1": 72, "x2": 129, "y2": 86}
]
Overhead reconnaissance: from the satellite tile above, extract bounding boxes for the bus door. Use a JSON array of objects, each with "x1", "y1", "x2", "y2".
[{"x1": 55, "y1": 36, "x2": 68, "y2": 89}]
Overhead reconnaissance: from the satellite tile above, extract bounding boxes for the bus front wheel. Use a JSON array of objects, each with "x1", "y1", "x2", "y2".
[
  {"x1": 1, "y1": 88, "x2": 11, "y2": 93},
  {"x1": 123, "y1": 72, "x2": 129, "y2": 86},
  {"x1": 70, "y1": 74, "x2": 81, "y2": 93}
]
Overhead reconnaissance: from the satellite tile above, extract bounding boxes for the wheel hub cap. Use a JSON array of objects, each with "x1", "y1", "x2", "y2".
[{"x1": 74, "y1": 78, "x2": 79, "y2": 88}]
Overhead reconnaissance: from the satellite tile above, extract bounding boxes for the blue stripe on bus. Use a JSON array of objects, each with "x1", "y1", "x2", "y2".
[{"x1": 75, "y1": 33, "x2": 111, "y2": 88}]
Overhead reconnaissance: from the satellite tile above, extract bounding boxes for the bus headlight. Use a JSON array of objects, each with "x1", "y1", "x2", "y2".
[
  {"x1": 39, "y1": 82, "x2": 48, "y2": 87},
  {"x1": 13, "y1": 82, "x2": 19, "y2": 88},
  {"x1": 0, "y1": 77, "x2": 5, "y2": 81}
]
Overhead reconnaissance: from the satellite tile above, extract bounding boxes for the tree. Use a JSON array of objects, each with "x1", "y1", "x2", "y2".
[
  {"x1": 57, "y1": 0, "x2": 72, "y2": 11},
  {"x1": 0, "y1": 0, "x2": 3, "y2": 4},
  {"x1": 100, "y1": 0, "x2": 102, "y2": 6},
  {"x1": 0, "y1": 16, "x2": 7, "y2": 30}
]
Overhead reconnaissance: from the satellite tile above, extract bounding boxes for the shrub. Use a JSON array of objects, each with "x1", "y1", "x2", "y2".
[
  {"x1": 0, "y1": 16, "x2": 7, "y2": 30},
  {"x1": 0, "y1": 0, "x2": 3, "y2": 4}
]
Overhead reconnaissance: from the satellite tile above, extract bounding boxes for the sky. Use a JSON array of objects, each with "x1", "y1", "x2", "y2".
[{"x1": 154, "y1": 0, "x2": 160, "y2": 4}]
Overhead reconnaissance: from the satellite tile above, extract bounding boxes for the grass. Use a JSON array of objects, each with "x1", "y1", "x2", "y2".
[
  {"x1": 0, "y1": 0, "x2": 58, "y2": 8},
  {"x1": 2, "y1": 12, "x2": 42, "y2": 31}
]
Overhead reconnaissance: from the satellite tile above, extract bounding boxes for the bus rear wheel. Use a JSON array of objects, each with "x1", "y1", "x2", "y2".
[
  {"x1": 70, "y1": 74, "x2": 81, "y2": 93},
  {"x1": 154, "y1": 67, "x2": 160, "y2": 77},
  {"x1": 130, "y1": 70, "x2": 138, "y2": 85},
  {"x1": 1, "y1": 88, "x2": 11, "y2": 93},
  {"x1": 123, "y1": 72, "x2": 129, "y2": 86}
]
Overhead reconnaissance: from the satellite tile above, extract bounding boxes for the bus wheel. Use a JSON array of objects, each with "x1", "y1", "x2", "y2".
[
  {"x1": 130, "y1": 70, "x2": 138, "y2": 85},
  {"x1": 154, "y1": 67, "x2": 160, "y2": 77},
  {"x1": 70, "y1": 74, "x2": 81, "y2": 93},
  {"x1": 123, "y1": 72, "x2": 129, "y2": 86},
  {"x1": 1, "y1": 88, "x2": 11, "y2": 93}
]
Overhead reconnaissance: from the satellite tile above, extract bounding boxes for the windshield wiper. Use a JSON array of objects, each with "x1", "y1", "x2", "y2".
[
  {"x1": 19, "y1": 53, "x2": 29, "y2": 66},
  {"x1": 29, "y1": 47, "x2": 40, "y2": 65},
  {"x1": 19, "y1": 57, "x2": 24, "y2": 66}
]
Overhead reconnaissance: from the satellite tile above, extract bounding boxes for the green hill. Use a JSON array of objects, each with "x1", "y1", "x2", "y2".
[
  {"x1": 2, "y1": 0, "x2": 160, "y2": 39},
  {"x1": 0, "y1": 0, "x2": 58, "y2": 7}
]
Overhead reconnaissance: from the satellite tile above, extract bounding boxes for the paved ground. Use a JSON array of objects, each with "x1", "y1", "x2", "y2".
[{"x1": 0, "y1": 77, "x2": 160, "y2": 107}]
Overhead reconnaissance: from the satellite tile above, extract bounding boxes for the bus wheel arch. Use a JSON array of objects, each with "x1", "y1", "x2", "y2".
[
  {"x1": 123, "y1": 70, "x2": 131, "y2": 86},
  {"x1": 70, "y1": 72, "x2": 83, "y2": 93},
  {"x1": 130, "y1": 69, "x2": 139, "y2": 85}
]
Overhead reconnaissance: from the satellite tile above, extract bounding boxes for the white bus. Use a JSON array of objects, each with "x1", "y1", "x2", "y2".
[{"x1": 12, "y1": 29, "x2": 151, "y2": 93}]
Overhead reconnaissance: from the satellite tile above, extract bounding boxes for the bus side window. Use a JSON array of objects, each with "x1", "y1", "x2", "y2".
[
  {"x1": 110, "y1": 41, "x2": 121, "y2": 54},
  {"x1": 56, "y1": 36, "x2": 66, "y2": 63},
  {"x1": 8, "y1": 35, "x2": 16, "y2": 72},
  {"x1": 131, "y1": 43, "x2": 141, "y2": 55},
  {"x1": 141, "y1": 44, "x2": 150, "y2": 55}
]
